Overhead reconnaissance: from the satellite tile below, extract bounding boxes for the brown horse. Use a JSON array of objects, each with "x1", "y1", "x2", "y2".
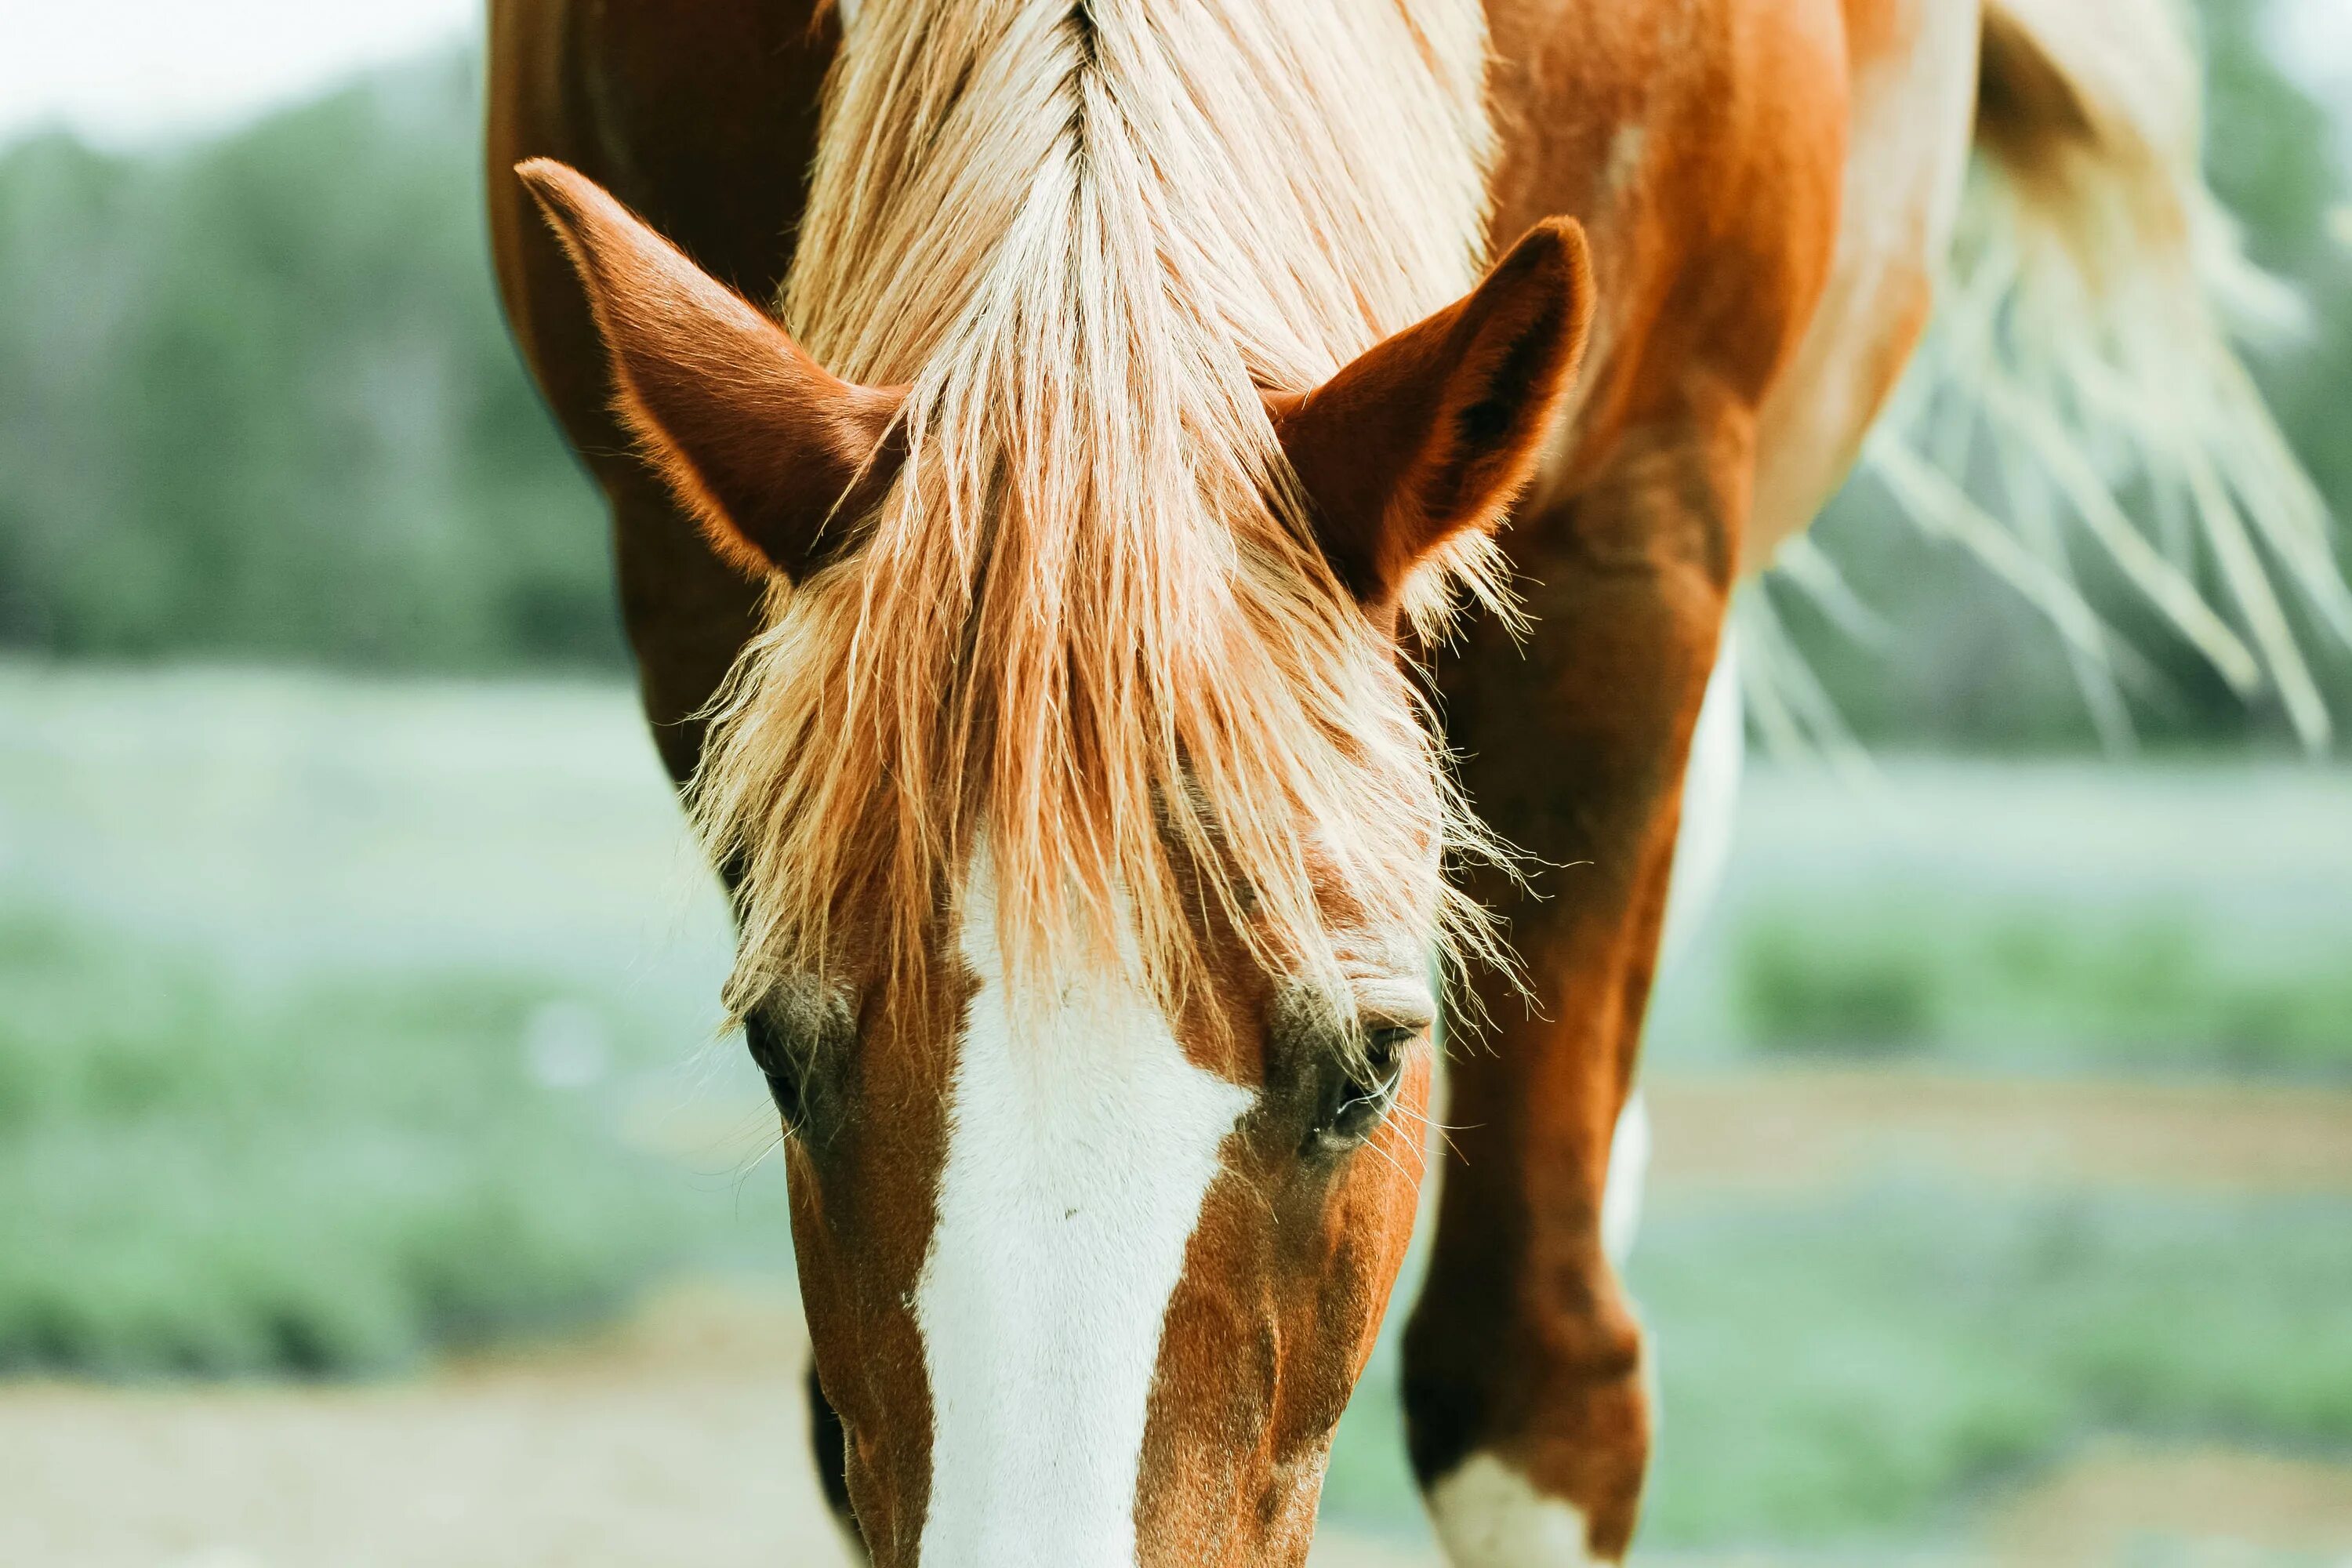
[{"x1": 487, "y1": 1, "x2": 2332, "y2": 1561}]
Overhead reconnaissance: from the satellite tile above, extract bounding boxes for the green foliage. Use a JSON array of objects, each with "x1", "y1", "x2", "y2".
[
  {"x1": 2199, "y1": 0, "x2": 2343, "y2": 275},
  {"x1": 0, "y1": 53, "x2": 615, "y2": 671},
  {"x1": 0, "y1": 901, "x2": 786, "y2": 1377},
  {"x1": 1727, "y1": 902, "x2": 2352, "y2": 1077},
  {"x1": 1740, "y1": 921, "x2": 1940, "y2": 1055}
]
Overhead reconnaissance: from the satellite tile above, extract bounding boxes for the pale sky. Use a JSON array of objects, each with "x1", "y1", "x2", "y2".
[
  {"x1": 0, "y1": 0, "x2": 2347, "y2": 152},
  {"x1": 0, "y1": 0, "x2": 481, "y2": 147}
]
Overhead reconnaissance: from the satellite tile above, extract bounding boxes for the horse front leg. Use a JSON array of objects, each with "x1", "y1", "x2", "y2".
[{"x1": 1406, "y1": 415, "x2": 1747, "y2": 1564}]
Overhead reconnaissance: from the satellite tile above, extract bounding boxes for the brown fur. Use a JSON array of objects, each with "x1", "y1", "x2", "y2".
[
  {"x1": 1138, "y1": 1040, "x2": 1435, "y2": 1564},
  {"x1": 485, "y1": 0, "x2": 836, "y2": 783},
  {"x1": 485, "y1": 0, "x2": 2307, "y2": 1561},
  {"x1": 517, "y1": 140, "x2": 1588, "y2": 1560},
  {"x1": 487, "y1": 1, "x2": 1853, "y2": 1559},
  {"x1": 1272, "y1": 219, "x2": 1597, "y2": 619},
  {"x1": 516, "y1": 159, "x2": 906, "y2": 579}
]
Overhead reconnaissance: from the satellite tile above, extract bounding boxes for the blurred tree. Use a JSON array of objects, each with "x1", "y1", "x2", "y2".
[{"x1": 0, "y1": 51, "x2": 616, "y2": 670}]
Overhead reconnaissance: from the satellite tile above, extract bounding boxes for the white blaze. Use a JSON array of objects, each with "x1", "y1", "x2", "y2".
[{"x1": 913, "y1": 860, "x2": 1254, "y2": 1566}]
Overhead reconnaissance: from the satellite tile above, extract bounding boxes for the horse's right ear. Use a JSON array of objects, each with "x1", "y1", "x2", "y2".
[{"x1": 516, "y1": 158, "x2": 905, "y2": 580}]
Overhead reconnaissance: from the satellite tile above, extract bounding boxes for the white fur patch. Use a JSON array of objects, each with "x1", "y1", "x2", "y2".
[
  {"x1": 1430, "y1": 1453, "x2": 1605, "y2": 1566},
  {"x1": 1599, "y1": 1088, "x2": 1650, "y2": 1267},
  {"x1": 913, "y1": 860, "x2": 1254, "y2": 1565},
  {"x1": 1601, "y1": 122, "x2": 1648, "y2": 199},
  {"x1": 1657, "y1": 639, "x2": 1744, "y2": 977}
]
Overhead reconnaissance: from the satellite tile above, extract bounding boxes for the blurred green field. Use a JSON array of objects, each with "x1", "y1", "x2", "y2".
[
  {"x1": 1643, "y1": 757, "x2": 2352, "y2": 1080},
  {"x1": 5, "y1": 662, "x2": 2350, "y2": 1557},
  {"x1": 0, "y1": 903, "x2": 794, "y2": 1376},
  {"x1": 1730, "y1": 911, "x2": 2352, "y2": 1076},
  {"x1": 0, "y1": 660, "x2": 787, "y2": 1379}
]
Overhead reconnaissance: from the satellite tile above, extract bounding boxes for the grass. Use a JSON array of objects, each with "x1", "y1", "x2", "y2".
[
  {"x1": 1639, "y1": 757, "x2": 2352, "y2": 1081},
  {"x1": 1634, "y1": 1192, "x2": 2352, "y2": 1544},
  {"x1": 1728, "y1": 902, "x2": 2352, "y2": 1077},
  {"x1": 1322, "y1": 1189, "x2": 2352, "y2": 1549},
  {"x1": 0, "y1": 900, "x2": 791, "y2": 1377}
]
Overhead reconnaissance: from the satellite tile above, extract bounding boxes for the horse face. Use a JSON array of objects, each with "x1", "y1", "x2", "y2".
[
  {"x1": 517, "y1": 158, "x2": 1589, "y2": 1564},
  {"x1": 760, "y1": 850, "x2": 1441, "y2": 1564}
]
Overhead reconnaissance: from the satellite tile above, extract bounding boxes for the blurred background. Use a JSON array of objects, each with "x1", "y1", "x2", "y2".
[{"x1": 1, "y1": 2, "x2": 2348, "y2": 1564}]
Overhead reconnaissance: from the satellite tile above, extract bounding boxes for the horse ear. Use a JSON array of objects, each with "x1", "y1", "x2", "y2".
[
  {"x1": 515, "y1": 158, "x2": 905, "y2": 580},
  {"x1": 1270, "y1": 219, "x2": 1595, "y2": 612}
]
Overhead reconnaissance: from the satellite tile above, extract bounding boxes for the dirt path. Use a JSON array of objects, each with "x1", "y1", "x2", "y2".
[
  {"x1": 0, "y1": 1284, "x2": 843, "y2": 1568},
  {"x1": 1991, "y1": 1440, "x2": 2352, "y2": 1564},
  {"x1": 1643, "y1": 1069, "x2": 2352, "y2": 1196},
  {"x1": 0, "y1": 1283, "x2": 1421, "y2": 1568}
]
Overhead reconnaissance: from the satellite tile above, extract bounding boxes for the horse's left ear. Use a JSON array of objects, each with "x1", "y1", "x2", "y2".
[{"x1": 1270, "y1": 219, "x2": 1595, "y2": 611}]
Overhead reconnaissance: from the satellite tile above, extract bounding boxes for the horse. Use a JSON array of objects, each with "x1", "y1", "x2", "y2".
[{"x1": 485, "y1": 1, "x2": 2335, "y2": 1561}]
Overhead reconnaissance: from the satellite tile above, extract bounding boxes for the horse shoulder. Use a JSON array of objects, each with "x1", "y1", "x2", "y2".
[{"x1": 1486, "y1": 0, "x2": 1864, "y2": 519}]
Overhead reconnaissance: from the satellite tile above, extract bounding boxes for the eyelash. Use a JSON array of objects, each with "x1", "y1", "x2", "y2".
[
  {"x1": 744, "y1": 1013, "x2": 808, "y2": 1134},
  {"x1": 1311, "y1": 1023, "x2": 1416, "y2": 1151}
]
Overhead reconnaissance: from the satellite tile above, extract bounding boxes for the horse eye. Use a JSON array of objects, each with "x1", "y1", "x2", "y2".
[
  {"x1": 743, "y1": 982, "x2": 857, "y2": 1138},
  {"x1": 1308, "y1": 1022, "x2": 1417, "y2": 1154},
  {"x1": 744, "y1": 1011, "x2": 809, "y2": 1133}
]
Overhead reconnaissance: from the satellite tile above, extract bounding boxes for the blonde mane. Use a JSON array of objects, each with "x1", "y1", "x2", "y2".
[{"x1": 690, "y1": 0, "x2": 1499, "y2": 1018}]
